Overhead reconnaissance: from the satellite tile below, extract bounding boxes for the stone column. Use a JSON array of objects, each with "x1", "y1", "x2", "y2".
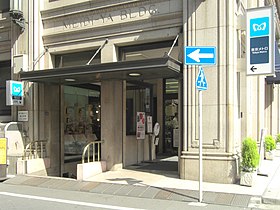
[
  {"x1": 180, "y1": 0, "x2": 239, "y2": 183},
  {"x1": 100, "y1": 42, "x2": 123, "y2": 170}
]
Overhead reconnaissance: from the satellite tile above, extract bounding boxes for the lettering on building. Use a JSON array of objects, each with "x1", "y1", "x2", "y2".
[{"x1": 63, "y1": 5, "x2": 158, "y2": 30}]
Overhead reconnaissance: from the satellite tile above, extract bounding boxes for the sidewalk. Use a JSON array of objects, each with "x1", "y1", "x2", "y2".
[{"x1": 2, "y1": 153, "x2": 280, "y2": 208}]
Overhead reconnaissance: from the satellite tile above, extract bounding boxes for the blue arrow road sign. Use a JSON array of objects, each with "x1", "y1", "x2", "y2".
[
  {"x1": 185, "y1": 46, "x2": 216, "y2": 65},
  {"x1": 196, "y1": 66, "x2": 208, "y2": 91}
]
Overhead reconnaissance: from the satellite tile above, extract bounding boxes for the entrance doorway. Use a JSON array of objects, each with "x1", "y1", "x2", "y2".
[
  {"x1": 163, "y1": 79, "x2": 179, "y2": 155},
  {"x1": 63, "y1": 84, "x2": 101, "y2": 177}
]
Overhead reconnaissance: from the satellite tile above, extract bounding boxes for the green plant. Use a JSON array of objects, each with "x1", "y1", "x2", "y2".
[
  {"x1": 276, "y1": 134, "x2": 280, "y2": 144},
  {"x1": 264, "y1": 135, "x2": 276, "y2": 152},
  {"x1": 241, "y1": 137, "x2": 260, "y2": 172}
]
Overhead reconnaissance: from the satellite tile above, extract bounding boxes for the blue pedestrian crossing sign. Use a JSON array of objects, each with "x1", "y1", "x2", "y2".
[{"x1": 196, "y1": 67, "x2": 208, "y2": 91}]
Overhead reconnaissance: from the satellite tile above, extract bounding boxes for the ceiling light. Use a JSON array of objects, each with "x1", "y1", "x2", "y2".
[
  {"x1": 129, "y1": 73, "x2": 141, "y2": 77},
  {"x1": 65, "y1": 78, "x2": 76, "y2": 82}
]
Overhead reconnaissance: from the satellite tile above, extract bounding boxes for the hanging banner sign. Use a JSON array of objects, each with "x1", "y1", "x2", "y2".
[
  {"x1": 246, "y1": 6, "x2": 275, "y2": 75},
  {"x1": 136, "y1": 112, "x2": 145, "y2": 139},
  {"x1": 6, "y1": 80, "x2": 24, "y2": 106}
]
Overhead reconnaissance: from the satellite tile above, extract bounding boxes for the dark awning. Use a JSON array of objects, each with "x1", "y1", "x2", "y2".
[
  {"x1": 266, "y1": 43, "x2": 280, "y2": 84},
  {"x1": 19, "y1": 57, "x2": 182, "y2": 85}
]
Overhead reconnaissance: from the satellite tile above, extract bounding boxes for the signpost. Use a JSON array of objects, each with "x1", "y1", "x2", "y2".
[
  {"x1": 196, "y1": 66, "x2": 208, "y2": 203},
  {"x1": 185, "y1": 47, "x2": 215, "y2": 203},
  {"x1": 246, "y1": 6, "x2": 274, "y2": 75}
]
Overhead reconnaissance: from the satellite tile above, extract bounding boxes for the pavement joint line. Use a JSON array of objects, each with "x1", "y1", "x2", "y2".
[
  {"x1": 112, "y1": 184, "x2": 126, "y2": 195},
  {"x1": 137, "y1": 186, "x2": 150, "y2": 197}
]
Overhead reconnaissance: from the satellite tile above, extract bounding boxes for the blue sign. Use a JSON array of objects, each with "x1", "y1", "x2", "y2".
[
  {"x1": 250, "y1": 36, "x2": 269, "y2": 65},
  {"x1": 11, "y1": 82, "x2": 23, "y2": 97},
  {"x1": 196, "y1": 67, "x2": 208, "y2": 91},
  {"x1": 250, "y1": 17, "x2": 269, "y2": 37},
  {"x1": 185, "y1": 47, "x2": 216, "y2": 65},
  {"x1": 246, "y1": 6, "x2": 274, "y2": 75}
]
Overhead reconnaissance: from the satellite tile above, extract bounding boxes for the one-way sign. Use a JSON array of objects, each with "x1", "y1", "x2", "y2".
[{"x1": 185, "y1": 46, "x2": 216, "y2": 65}]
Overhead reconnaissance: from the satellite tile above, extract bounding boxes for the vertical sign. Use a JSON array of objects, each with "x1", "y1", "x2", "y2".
[
  {"x1": 246, "y1": 6, "x2": 274, "y2": 75},
  {"x1": 136, "y1": 112, "x2": 145, "y2": 139},
  {"x1": 6, "y1": 80, "x2": 24, "y2": 106},
  {"x1": 147, "y1": 116, "x2": 153, "y2": 134},
  {"x1": 0, "y1": 138, "x2": 7, "y2": 178},
  {"x1": 0, "y1": 138, "x2": 7, "y2": 165}
]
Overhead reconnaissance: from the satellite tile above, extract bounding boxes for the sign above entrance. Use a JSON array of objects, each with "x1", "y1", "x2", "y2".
[
  {"x1": 246, "y1": 6, "x2": 274, "y2": 75},
  {"x1": 185, "y1": 46, "x2": 216, "y2": 65}
]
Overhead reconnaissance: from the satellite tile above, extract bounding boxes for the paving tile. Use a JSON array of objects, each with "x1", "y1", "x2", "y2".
[
  {"x1": 22, "y1": 177, "x2": 49, "y2": 186},
  {"x1": 103, "y1": 184, "x2": 125, "y2": 194},
  {"x1": 38, "y1": 179, "x2": 66, "y2": 188},
  {"x1": 127, "y1": 186, "x2": 149, "y2": 197},
  {"x1": 3, "y1": 175, "x2": 34, "y2": 185},
  {"x1": 203, "y1": 191, "x2": 218, "y2": 203},
  {"x1": 79, "y1": 182, "x2": 100, "y2": 192},
  {"x1": 154, "y1": 189, "x2": 172, "y2": 200},
  {"x1": 231, "y1": 194, "x2": 251, "y2": 207},
  {"x1": 114, "y1": 184, "x2": 135, "y2": 196},
  {"x1": 59, "y1": 180, "x2": 88, "y2": 191},
  {"x1": 214, "y1": 193, "x2": 234, "y2": 205},
  {"x1": 165, "y1": 189, "x2": 198, "y2": 202},
  {"x1": 139, "y1": 187, "x2": 161, "y2": 198},
  {"x1": 89, "y1": 183, "x2": 113, "y2": 193}
]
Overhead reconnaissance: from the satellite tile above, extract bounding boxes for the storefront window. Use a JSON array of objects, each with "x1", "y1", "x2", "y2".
[
  {"x1": 55, "y1": 50, "x2": 100, "y2": 68},
  {"x1": 0, "y1": 61, "x2": 11, "y2": 116},
  {"x1": 0, "y1": 1, "x2": 10, "y2": 12},
  {"x1": 164, "y1": 79, "x2": 179, "y2": 154},
  {"x1": 64, "y1": 86, "x2": 100, "y2": 162}
]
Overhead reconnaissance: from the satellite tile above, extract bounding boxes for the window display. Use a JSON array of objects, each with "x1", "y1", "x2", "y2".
[{"x1": 64, "y1": 86, "x2": 100, "y2": 161}]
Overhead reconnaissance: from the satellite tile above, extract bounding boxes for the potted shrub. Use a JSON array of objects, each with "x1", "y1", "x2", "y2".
[
  {"x1": 276, "y1": 134, "x2": 280, "y2": 150},
  {"x1": 240, "y1": 137, "x2": 260, "y2": 187},
  {"x1": 264, "y1": 135, "x2": 276, "y2": 160}
]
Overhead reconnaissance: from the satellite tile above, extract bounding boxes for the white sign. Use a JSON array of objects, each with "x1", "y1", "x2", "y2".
[
  {"x1": 18, "y1": 111, "x2": 28, "y2": 122},
  {"x1": 246, "y1": 6, "x2": 274, "y2": 75},
  {"x1": 147, "y1": 116, "x2": 153, "y2": 133},
  {"x1": 136, "y1": 112, "x2": 145, "y2": 139},
  {"x1": 6, "y1": 80, "x2": 24, "y2": 106}
]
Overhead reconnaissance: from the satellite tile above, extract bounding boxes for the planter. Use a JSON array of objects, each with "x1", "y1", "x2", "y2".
[
  {"x1": 276, "y1": 143, "x2": 280, "y2": 150},
  {"x1": 265, "y1": 150, "x2": 275, "y2": 160},
  {"x1": 240, "y1": 171, "x2": 257, "y2": 187}
]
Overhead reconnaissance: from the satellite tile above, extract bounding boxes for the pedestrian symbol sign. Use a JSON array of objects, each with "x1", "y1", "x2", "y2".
[{"x1": 196, "y1": 66, "x2": 208, "y2": 91}]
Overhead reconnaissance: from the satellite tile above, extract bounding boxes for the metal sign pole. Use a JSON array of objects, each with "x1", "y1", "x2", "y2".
[{"x1": 198, "y1": 90, "x2": 203, "y2": 202}]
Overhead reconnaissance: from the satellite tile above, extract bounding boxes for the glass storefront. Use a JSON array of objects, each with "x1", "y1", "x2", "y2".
[{"x1": 64, "y1": 86, "x2": 100, "y2": 162}]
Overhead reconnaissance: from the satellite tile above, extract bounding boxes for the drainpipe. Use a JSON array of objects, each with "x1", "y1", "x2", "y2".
[
  {"x1": 32, "y1": 0, "x2": 39, "y2": 142},
  {"x1": 182, "y1": 0, "x2": 188, "y2": 152}
]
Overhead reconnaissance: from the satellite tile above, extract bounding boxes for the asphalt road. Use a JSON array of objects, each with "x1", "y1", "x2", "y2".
[{"x1": 0, "y1": 183, "x2": 256, "y2": 210}]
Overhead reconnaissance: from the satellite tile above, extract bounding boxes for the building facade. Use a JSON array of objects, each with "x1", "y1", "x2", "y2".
[{"x1": 0, "y1": 0, "x2": 280, "y2": 183}]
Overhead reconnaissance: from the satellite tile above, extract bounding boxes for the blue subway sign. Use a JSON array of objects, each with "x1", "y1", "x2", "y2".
[
  {"x1": 185, "y1": 46, "x2": 216, "y2": 65},
  {"x1": 246, "y1": 6, "x2": 274, "y2": 75},
  {"x1": 6, "y1": 80, "x2": 24, "y2": 106}
]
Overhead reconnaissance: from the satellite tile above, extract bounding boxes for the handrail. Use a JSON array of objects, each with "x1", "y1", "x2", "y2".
[
  {"x1": 82, "y1": 140, "x2": 104, "y2": 164},
  {"x1": 23, "y1": 140, "x2": 48, "y2": 160}
]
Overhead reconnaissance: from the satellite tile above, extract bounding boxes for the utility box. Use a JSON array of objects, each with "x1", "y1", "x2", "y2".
[{"x1": 0, "y1": 122, "x2": 24, "y2": 175}]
